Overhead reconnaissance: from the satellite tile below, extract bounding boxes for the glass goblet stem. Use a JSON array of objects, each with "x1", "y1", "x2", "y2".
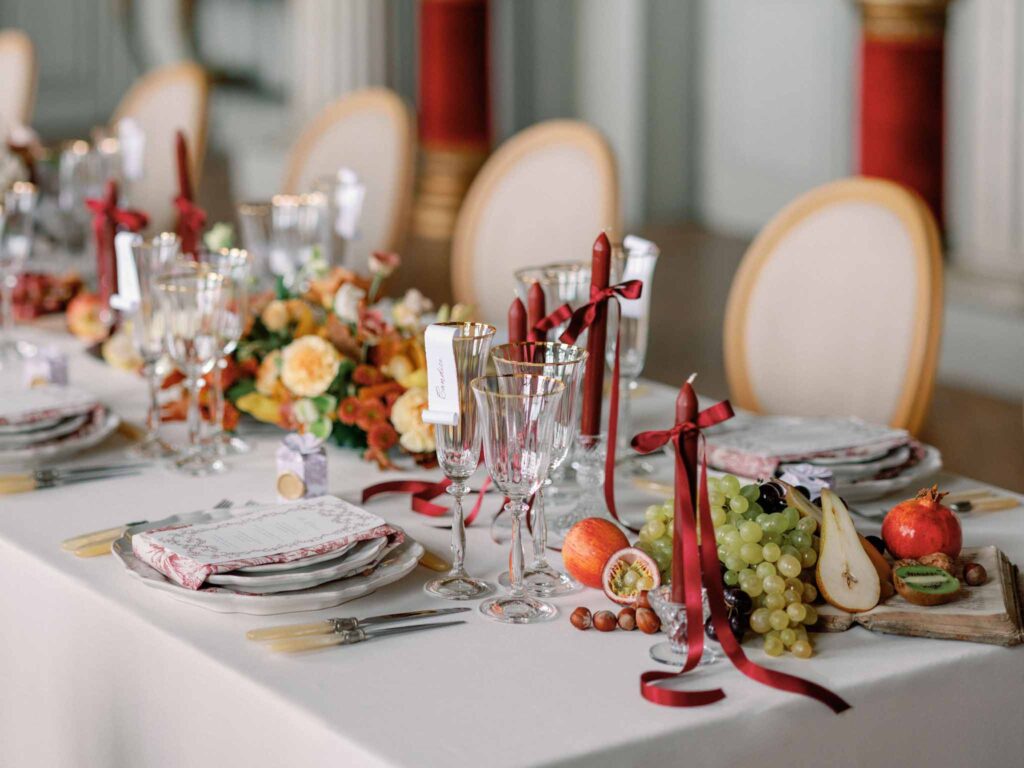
[
  {"x1": 0, "y1": 273, "x2": 16, "y2": 355},
  {"x1": 447, "y1": 480, "x2": 469, "y2": 578},
  {"x1": 508, "y1": 498, "x2": 528, "y2": 598},
  {"x1": 144, "y1": 361, "x2": 162, "y2": 439},
  {"x1": 186, "y1": 376, "x2": 203, "y2": 453},
  {"x1": 617, "y1": 377, "x2": 637, "y2": 452},
  {"x1": 530, "y1": 485, "x2": 550, "y2": 568},
  {"x1": 210, "y1": 359, "x2": 226, "y2": 444}
]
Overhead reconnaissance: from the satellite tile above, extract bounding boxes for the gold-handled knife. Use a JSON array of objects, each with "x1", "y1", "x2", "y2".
[
  {"x1": 247, "y1": 607, "x2": 470, "y2": 642},
  {"x1": 267, "y1": 620, "x2": 466, "y2": 653}
]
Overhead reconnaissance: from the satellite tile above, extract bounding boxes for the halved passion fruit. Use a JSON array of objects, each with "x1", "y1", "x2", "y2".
[{"x1": 602, "y1": 547, "x2": 661, "y2": 606}]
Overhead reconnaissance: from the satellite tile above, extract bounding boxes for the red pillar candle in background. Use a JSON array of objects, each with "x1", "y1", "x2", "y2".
[
  {"x1": 857, "y1": 0, "x2": 950, "y2": 228},
  {"x1": 508, "y1": 297, "x2": 527, "y2": 343},
  {"x1": 672, "y1": 376, "x2": 699, "y2": 604},
  {"x1": 527, "y1": 281, "x2": 546, "y2": 342},
  {"x1": 580, "y1": 233, "x2": 611, "y2": 437}
]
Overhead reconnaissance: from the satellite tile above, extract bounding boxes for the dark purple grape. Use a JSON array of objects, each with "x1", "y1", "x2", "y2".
[
  {"x1": 729, "y1": 612, "x2": 748, "y2": 638},
  {"x1": 865, "y1": 535, "x2": 886, "y2": 555},
  {"x1": 757, "y1": 481, "x2": 785, "y2": 512},
  {"x1": 796, "y1": 485, "x2": 810, "y2": 499},
  {"x1": 704, "y1": 616, "x2": 718, "y2": 642},
  {"x1": 723, "y1": 588, "x2": 753, "y2": 616}
]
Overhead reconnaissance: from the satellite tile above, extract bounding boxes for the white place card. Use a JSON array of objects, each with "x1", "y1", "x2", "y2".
[
  {"x1": 110, "y1": 231, "x2": 141, "y2": 312},
  {"x1": 620, "y1": 235, "x2": 659, "y2": 320},
  {"x1": 422, "y1": 324, "x2": 460, "y2": 427}
]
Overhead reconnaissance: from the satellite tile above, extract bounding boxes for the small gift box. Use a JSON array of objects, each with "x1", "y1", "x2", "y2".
[
  {"x1": 23, "y1": 347, "x2": 68, "y2": 388},
  {"x1": 276, "y1": 433, "x2": 328, "y2": 502}
]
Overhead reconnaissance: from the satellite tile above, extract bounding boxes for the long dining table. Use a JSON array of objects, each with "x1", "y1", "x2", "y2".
[{"x1": 2, "y1": 323, "x2": 1023, "y2": 768}]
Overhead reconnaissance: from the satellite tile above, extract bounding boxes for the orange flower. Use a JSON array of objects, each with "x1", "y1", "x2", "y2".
[
  {"x1": 337, "y1": 396, "x2": 361, "y2": 426},
  {"x1": 355, "y1": 398, "x2": 386, "y2": 431},
  {"x1": 367, "y1": 422, "x2": 399, "y2": 452},
  {"x1": 353, "y1": 364, "x2": 385, "y2": 386}
]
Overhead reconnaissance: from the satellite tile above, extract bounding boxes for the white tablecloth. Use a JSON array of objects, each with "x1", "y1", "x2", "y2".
[{"x1": 2, "y1": 326, "x2": 1023, "y2": 768}]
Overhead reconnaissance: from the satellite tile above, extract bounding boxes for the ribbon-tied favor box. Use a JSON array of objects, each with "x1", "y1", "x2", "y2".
[
  {"x1": 23, "y1": 347, "x2": 68, "y2": 388},
  {"x1": 276, "y1": 432, "x2": 328, "y2": 502}
]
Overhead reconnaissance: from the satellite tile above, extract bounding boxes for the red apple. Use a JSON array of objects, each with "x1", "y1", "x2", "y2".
[
  {"x1": 561, "y1": 518, "x2": 629, "y2": 589},
  {"x1": 881, "y1": 486, "x2": 962, "y2": 560}
]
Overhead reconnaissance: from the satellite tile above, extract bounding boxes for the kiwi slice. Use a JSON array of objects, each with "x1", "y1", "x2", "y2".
[{"x1": 893, "y1": 565, "x2": 961, "y2": 606}]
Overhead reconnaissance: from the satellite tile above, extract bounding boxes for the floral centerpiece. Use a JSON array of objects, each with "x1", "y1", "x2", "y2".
[{"x1": 214, "y1": 250, "x2": 470, "y2": 467}]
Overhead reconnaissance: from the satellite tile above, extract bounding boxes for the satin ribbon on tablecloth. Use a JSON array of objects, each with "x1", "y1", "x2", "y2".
[
  {"x1": 174, "y1": 131, "x2": 206, "y2": 257},
  {"x1": 557, "y1": 279, "x2": 643, "y2": 532},
  {"x1": 85, "y1": 180, "x2": 149, "y2": 307},
  {"x1": 631, "y1": 402, "x2": 851, "y2": 713},
  {"x1": 362, "y1": 476, "x2": 492, "y2": 527}
]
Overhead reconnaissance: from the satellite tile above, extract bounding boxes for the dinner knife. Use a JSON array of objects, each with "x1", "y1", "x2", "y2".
[
  {"x1": 246, "y1": 607, "x2": 471, "y2": 641},
  {"x1": 1, "y1": 465, "x2": 144, "y2": 495},
  {"x1": 267, "y1": 620, "x2": 466, "y2": 653}
]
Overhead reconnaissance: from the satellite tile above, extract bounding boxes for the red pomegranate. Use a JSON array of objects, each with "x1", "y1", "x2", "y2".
[
  {"x1": 562, "y1": 518, "x2": 630, "y2": 589},
  {"x1": 882, "y1": 486, "x2": 962, "y2": 560}
]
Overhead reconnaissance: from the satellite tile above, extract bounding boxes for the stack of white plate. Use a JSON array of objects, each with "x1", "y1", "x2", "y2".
[
  {"x1": 0, "y1": 386, "x2": 119, "y2": 464},
  {"x1": 112, "y1": 506, "x2": 424, "y2": 615}
]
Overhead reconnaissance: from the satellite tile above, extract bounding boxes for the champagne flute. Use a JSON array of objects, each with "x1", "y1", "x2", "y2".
[
  {"x1": 199, "y1": 247, "x2": 252, "y2": 456},
  {"x1": 424, "y1": 322, "x2": 497, "y2": 601},
  {"x1": 609, "y1": 237, "x2": 660, "y2": 473},
  {"x1": 0, "y1": 182, "x2": 38, "y2": 366},
  {"x1": 472, "y1": 374, "x2": 565, "y2": 623},
  {"x1": 155, "y1": 267, "x2": 227, "y2": 476},
  {"x1": 491, "y1": 342, "x2": 587, "y2": 596},
  {"x1": 124, "y1": 232, "x2": 181, "y2": 458}
]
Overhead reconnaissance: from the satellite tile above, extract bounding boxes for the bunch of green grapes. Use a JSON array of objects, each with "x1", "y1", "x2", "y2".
[
  {"x1": 709, "y1": 474, "x2": 819, "y2": 659},
  {"x1": 636, "y1": 501, "x2": 674, "y2": 579}
]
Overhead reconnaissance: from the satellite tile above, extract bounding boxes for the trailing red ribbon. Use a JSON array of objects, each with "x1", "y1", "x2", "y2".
[
  {"x1": 531, "y1": 303, "x2": 574, "y2": 338},
  {"x1": 558, "y1": 280, "x2": 643, "y2": 532},
  {"x1": 174, "y1": 131, "x2": 206, "y2": 256},
  {"x1": 362, "y1": 476, "x2": 491, "y2": 526},
  {"x1": 632, "y1": 401, "x2": 851, "y2": 714},
  {"x1": 85, "y1": 179, "x2": 149, "y2": 309}
]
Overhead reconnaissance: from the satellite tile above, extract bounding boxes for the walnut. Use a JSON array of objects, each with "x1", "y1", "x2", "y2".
[{"x1": 918, "y1": 552, "x2": 964, "y2": 580}]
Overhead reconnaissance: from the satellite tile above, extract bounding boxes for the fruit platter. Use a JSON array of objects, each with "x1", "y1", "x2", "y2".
[{"x1": 556, "y1": 475, "x2": 1021, "y2": 663}]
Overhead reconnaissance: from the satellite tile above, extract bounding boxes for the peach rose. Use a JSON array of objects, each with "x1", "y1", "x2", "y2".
[{"x1": 280, "y1": 336, "x2": 341, "y2": 397}]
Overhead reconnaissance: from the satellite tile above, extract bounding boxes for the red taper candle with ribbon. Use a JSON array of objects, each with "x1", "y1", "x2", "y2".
[
  {"x1": 527, "y1": 281, "x2": 546, "y2": 342},
  {"x1": 558, "y1": 232, "x2": 642, "y2": 530},
  {"x1": 631, "y1": 380, "x2": 850, "y2": 713},
  {"x1": 174, "y1": 130, "x2": 206, "y2": 257},
  {"x1": 508, "y1": 296, "x2": 527, "y2": 343},
  {"x1": 85, "y1": 180, "x2": 149, "y2": 311}
]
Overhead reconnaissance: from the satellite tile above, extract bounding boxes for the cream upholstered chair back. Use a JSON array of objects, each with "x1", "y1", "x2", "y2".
[
  {"x1": 282, "y1": 88, "x2": 415, "y2": 264},
  {"x1": 0, "y1": 29, "x2": 36, "y2": 133},
  {"x1": 451, "y1": 120, "x2": 618, "y2": 324},
  {"x1": 111, "y1": 61, "x2": 209, "y2": 232},
  {"x1": 724, "y1": 177, "x2": 943, "y2": 435}
]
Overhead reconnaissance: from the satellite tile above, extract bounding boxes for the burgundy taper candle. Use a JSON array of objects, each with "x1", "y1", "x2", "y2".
[
  {"x1": 671, "y1": 374, "x2": 699, "y2": 603},
  {"x1": 580, "y1": 232, "x2": 611, "y2": 436},
  {"x1": 527, "y1": 281, "x2": 546, "y2": 342},
  {"x1": 508, "y1": 297, "x2": 527, "y2": 343},
  {"x1": 176, "y1": 131, "x2": 193, "y2": 202}
]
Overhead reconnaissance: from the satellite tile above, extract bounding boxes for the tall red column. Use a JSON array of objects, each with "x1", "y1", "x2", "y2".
[
  {"x1": 412, "y1": 0, "x2": 491, "y2": 241},
  {"x1": 858, "y1": 0, "x2": 952, "y2": 228}
]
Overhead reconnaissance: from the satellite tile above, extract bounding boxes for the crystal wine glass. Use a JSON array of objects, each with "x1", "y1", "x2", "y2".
[
  {"x1": 472, "y1": 374, "x2": 565, "y2": 623},
  {"x1": 237, "y1": 201, "x2": 274, "y2": 289},
  {"x1": 155, "y1": 267, "x2": 227, "y2": 476},
  {"x1": 0, "y1": 182, "x2": 38, "y2": 366},
  {"x1": 491, "y1": 342, "x2": 587, "y2": 596},
  {"x1": 199, "y1": 247, "x2": 252, "y2": 456},
  {"x1": 514, "y1": 262, "x2": 591, "y2": 340},
  {"x1": 124, "y1": 232, "x2": 181, "y2": 458},
  {"x1": 312, "y1": 168, "x2": 365, "y2": 269},
  {"x1": 269, "y1": 193, "x2": 329, "y2": 291},
  {"x1": 608, "y1": 238, "x2": 660, "y2": 474},
  {"x1": 424, "y1": 322, "x2": 497, "y2": 600}
]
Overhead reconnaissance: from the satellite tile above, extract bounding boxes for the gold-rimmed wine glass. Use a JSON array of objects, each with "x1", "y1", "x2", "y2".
[
  {"x1": 472, "y1": 373, "x2": 565, "y2": 623},
  {"x1": 154, "y1": 267, "x2": 227, "y2": 476},
  {"x1": 424, "y1": 321, "x2": 497, "y2": 601},
  {"x1": 491, "y1": 342, "x2": 587, "y2": 596}
]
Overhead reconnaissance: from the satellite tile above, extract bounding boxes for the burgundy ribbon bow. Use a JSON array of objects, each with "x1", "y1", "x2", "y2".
[
  {"x1": 85, "y1": 180, "x2": 149, "y2": 307},
  {"x1": 531, "y1": 302, "x2": 574, "y2": 338},
  {"x1": 174, "y1": 131, "x2": 206, "y2": 257},
  {"x1": 362, "y1": 476, "x2": 492, "y2": 526},
  {"x1": 632, "y1": 400, "x2": 851, "y2": 714},
  {"x1": 558, "y1": 279, "x2": 644, "y2": 531}
]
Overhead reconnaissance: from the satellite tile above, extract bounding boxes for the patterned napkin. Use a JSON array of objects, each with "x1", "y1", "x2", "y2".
[{"x1": 132, "y1": 496, "x2": 403, "y2": 589}]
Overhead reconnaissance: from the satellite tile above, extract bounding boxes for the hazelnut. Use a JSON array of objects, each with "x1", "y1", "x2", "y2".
[
  {"x1": 636, "y1": 607, "x2": 661, "y2": 634},
  {"x1": 570, "y1": 607, "x2": 592, "y2": 630},
  {"x1": 617, "y1": 607, "x2": 637, "y2": 631},
  {"x1": 919, "y1": 552, "x2": 963, "y2": 580},
  {"x1": 593, "y1": 610, "x2": 618, "y2": 632},
  {"x1": 964, "y1": 562, "x2": 987, "y2": 587},
  {"x1": 636, "y1": 590, "x2": 652, "y2": 611}
]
